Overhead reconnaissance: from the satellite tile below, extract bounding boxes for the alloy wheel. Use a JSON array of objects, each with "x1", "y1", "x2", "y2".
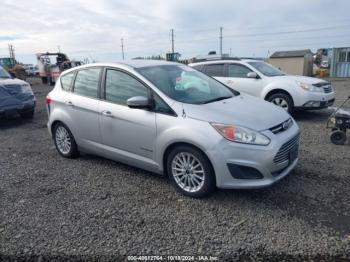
[
  {"x1": 55, "y1": 126, "x2": 71, "y2": 154},
  {"x1": 271, "y1": 97, "x2": 289, "y2": 111},
  {"x1": 171, "y1": 152, "x2": 205, "y2": 193}
]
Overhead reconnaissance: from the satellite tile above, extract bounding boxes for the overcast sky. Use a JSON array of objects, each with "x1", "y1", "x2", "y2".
[{"x1": 1, "y1": 0, "x2": 350, "y2": 64}]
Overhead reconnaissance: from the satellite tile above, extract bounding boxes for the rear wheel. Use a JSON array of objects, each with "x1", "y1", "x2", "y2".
[
  {"x1": 267, "y1": 93, "x2": 294, "y2": 114},
  {"x1": 166, "y1": 145, "x2": 215, "y2": 198},
  {"x1": 53, "y1": 123, "x2": 79, "y2": 158},
  {"x1": 330, "y1": 130, "x2": 346, "y2": 145}
]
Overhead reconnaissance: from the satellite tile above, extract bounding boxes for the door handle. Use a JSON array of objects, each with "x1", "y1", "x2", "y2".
[
  {"x1": 65, "y1": 101, "x2": 74, "y2": 106},
  {"x1": 101, "y1": 110, "x2": 113, "y2": 117}
]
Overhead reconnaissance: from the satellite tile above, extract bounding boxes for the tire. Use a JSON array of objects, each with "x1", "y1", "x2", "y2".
[
  {"x1": 330, "y1": 130, "x2": 346, "y2": 145},
  {"x1": 267, "y1": 93, "x2": 294, "y2": 114},
  {"x1": 20, "y1": 110, "x2": 34, "y2": 119},
  {"x1": 49, "y1": 77, "x2": 55, "y2": 86},
  {"x1": 166, "y1": 145, "x2": 216, "y2": 198},
  {"x1": 53, "y1": 122, "x2": 79, "y2": 158}
]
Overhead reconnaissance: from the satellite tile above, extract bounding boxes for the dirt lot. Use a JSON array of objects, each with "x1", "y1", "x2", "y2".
[{"x1": 1, "y1": 78, "x2": 350, "y2": 261}]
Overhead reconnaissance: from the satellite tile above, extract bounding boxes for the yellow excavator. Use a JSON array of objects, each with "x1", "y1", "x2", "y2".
[{"x1": 0, "y1": 57, "x2": 26, "y2": 80}]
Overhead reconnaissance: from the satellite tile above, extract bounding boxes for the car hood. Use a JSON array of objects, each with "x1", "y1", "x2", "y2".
[
  {"x1": 183, "y1": 94, "x2": 290, "y2": 131},
  {"x1": 0, "y1": 78, "x2": 28, "y2": 86},
  {"x1": 271, "y1": 75, "x2": 328, "y2": 85}
]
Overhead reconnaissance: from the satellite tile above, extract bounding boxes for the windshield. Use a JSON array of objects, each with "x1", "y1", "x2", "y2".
[
  {"x1": 248, "y1": 61, "x2": 285, "y2": 77},
  {"x1": 0, "y1": 66, "x2": 11, "y2": 79},
  {"x1": 136, "y1": 64, "x2": 236, "y2": 104}
]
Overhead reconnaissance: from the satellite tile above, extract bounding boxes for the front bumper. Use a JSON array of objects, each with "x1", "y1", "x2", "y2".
[
  {"x1": 206, "y1": 122, "x2": 300, "y2": 189},
  {"x1": 295, "y1": 91, "x2": 335, "y2": 110},
  {"x1": 0, "y1": 100, "x2": 36, "y2": 117}
]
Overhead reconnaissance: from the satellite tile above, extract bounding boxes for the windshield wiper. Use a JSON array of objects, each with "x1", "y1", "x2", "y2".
[{"x1": 200, "y1": 95, "x2": 232, "y2": 104}]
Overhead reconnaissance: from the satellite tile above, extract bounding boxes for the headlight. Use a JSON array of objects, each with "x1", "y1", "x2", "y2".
[
  {"x1": 21, "y1": 83, "x2": 33, "y2": 93},
  {"x1": 296, "y1": 81, "x2": 323, "y2": 93},
  {"x1": 211, "y1": 123, "x2": 270, "y2": 146}
]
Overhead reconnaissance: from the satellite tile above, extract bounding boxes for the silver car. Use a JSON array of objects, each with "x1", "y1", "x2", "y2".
[{"x1": 46, "y1": 60, "x2": 300, "y2": 197}]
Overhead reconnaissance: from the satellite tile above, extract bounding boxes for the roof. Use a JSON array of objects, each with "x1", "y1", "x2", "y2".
[
  {"x1": 270, "y1": 49, "x2": 313, "y2": 58},
  {"x1": 60, "y1": 60, "x2": 180, "y2": 75},
  {"x1": 119, "y1": 59, "x2": 179, "y2": 68},
  {"x1": 189, "y1": 59, "x2": 261, "y2": 66}
]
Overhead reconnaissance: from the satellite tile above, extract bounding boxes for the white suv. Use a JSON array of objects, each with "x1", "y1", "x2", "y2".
[{"x1": 189, "y1": 59, "x2": 335, "y2": 113}]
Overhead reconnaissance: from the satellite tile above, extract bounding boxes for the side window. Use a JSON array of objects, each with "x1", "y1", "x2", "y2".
[
  {"x1": 73, "y1": 68, "x2": 101, "y2": 98},
  {"x1": 228, "y1": 64, "x2": 252, "y2": 78},
  {"x1": 204, "y1": 64, "x2": 225, "y2": 77},
  {"x1": 60, "y1": 71, "x2": 75, "y2": 91},
  {"x1": 105, "y1": 69, "x2": 148, "y2": 105},
  {"x1": 153, "y1": 93, "x2": 174, "y2": 115},
  {"x1": 191, "y1": 65, "x2": 204, "y2": 73}
]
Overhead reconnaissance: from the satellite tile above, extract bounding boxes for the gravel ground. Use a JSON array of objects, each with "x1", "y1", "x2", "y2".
[{"x1": 1, "y1": 78, "x2": 350, "y2": 261}]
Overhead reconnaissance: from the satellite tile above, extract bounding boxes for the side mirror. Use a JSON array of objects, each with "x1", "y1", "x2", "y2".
[
  {"x1": 127, "y1": 96, "x2": 152, "y2": 109},
  {"x1": 247, "y1": 72, "x2": 259, "y2": 79}
]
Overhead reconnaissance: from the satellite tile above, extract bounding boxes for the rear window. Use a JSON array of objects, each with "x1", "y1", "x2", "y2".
[
  {"x1": 73, "y1": 68, "x2": 101, "y2": 98},
  {"x1": 60, "y1": 72, "x2": 75, "y2": 91}
]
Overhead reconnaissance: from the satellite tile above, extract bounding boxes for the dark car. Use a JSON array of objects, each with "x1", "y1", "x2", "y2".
[{"x1": 0, "y1": 66, "x2": 36, "y2": 119}]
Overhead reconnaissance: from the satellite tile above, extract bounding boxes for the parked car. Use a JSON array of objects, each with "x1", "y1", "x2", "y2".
[
  {"x1": 46, "y1": 61, "x2": 299, "y2": 197},
  {"x1": 23, "y1": 64, "x2": 36, "y2": 76},
  {"x1": 0, "y1": 66, "x2": 36, "y2": 119},
  {"x1": 189, "y1": 59, "x2": 335, "y2": 114}
]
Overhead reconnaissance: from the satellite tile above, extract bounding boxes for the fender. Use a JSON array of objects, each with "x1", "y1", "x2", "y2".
[
  {"x1": 155, "y1": 120, "x2": 221, "y2": 173},
  {"x1": 48, "y1": 104, "x2": 76, "y2": 138}
]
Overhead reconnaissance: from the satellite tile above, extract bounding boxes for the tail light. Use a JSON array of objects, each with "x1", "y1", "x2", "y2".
[{"x1": 46, "y1": 96, "x2": 52, "y2": 105}]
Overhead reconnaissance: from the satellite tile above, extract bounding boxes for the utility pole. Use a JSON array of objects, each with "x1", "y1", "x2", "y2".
[
  {"x1": 8, "y1": 44, "x2": 16, "y2": 66},
  {"x1": 170, "y1": 28, "x2": 175, "y2": 53},
  {"x1": 220, "y1": 26, "x2": 223, "y2": 57},
  {"x1": 121, "y1": 38, "x2": 125, "y2": 60}
]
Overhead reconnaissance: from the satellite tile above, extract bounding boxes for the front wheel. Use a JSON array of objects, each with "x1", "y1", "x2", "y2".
[
  {"x1": 53, "y1": 123, "x2": 79, "y2": 158},
  {"x1": 267, "y1": 93, "x2": 294, "y2": 114},
  {"x1": 166, "y1": 145, "x2": 216, "y2": 198}
]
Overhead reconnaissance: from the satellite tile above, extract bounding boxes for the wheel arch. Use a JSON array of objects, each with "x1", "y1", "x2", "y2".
[
  {"x1": 264, "y1": 89, "x2": 295, "y2": 106},
  {"x1": 162, "y1": 142, "x2": 216, "y2": 180}
]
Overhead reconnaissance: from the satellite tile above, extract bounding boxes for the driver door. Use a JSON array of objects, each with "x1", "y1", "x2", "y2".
[
  {"x1": 99, "y1": 68, "x2": 157, "y2": 166},
  {"x1": 224, "y1": 63, "x2": 262, "y2": 96}
]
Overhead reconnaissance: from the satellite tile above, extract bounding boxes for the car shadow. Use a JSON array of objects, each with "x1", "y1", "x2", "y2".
[
  {"x1": 0, "y1": 115, "x2": 34, "y2": 129},
  {"x1": 291, "y1": 108, "x2": 332, "y2": 122}
]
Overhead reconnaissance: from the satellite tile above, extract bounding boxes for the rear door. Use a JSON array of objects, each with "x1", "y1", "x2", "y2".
[
  {"x1": 99, "y1": 68, "x2": 157, "y2": 168},
  {"x1": 65, "y1": 67, "x2": 103, "y2": 152},
  {"x1": 224, "y1": 63, "x2": 263, "y2": 96}
]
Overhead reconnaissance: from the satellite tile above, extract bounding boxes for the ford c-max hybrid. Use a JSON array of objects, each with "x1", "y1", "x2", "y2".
[{"x1": 46, "y1": 61, "x2": 300, "y2": 197}]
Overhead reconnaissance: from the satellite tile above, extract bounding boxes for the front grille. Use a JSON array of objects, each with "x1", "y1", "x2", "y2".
[
  {"x1": 269, "y1": 118, "x2": 293, "y2": 134},
  {"x1": 312, "y1": 82, "x2": 332, "y2": 93},
  {"x1": 273, "y1": 134, "x2": 300, "y2": 164}
]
